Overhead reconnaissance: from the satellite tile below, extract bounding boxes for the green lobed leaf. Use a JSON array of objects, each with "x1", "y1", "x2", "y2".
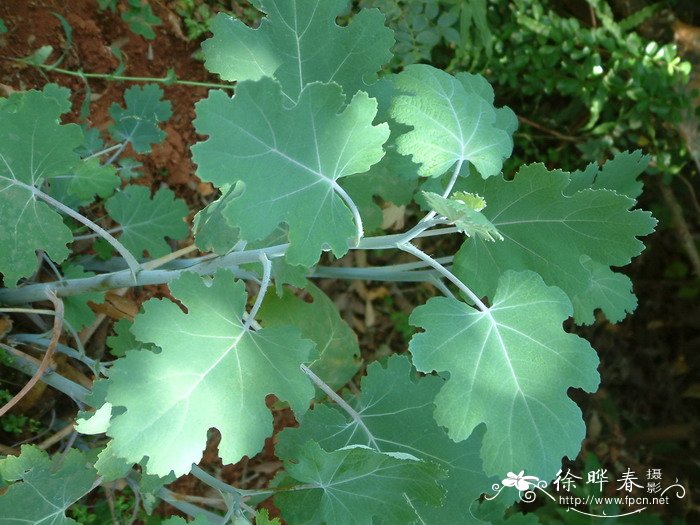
[
  {"x1": 423, "y1": 190, "x2": 503, "y2": 242},
  {"x1": 255, "y1": 509, "x2": 282, "y2": 524},
  {"x1": 104, "y1": 185, "x2": 189, "y2": 258},
  {"x1": 0, "y1": 445, "x2": 98, "y2": 524},
  {"x1": 340, "y1": 76, "x2": 419, "y2": 232},
  {"x1": 202, "y1": 0, "x2": 393, "y2": 101},
  {"x1": 452, "y1": 162, "x2": 656, "y2": 323},
  {"x1": 106, "y1": 318, "x2": 157, "y2": 358},
  {"x1": 121, "y1": 0, "x2": 161, "y2": 40},
  {"x1": 192, "y1": 80, "x2": 389, "y2": 267},
  {"x1": 0, "y1": 86, "x2": 80, "y2": 284},
  {"x1": 409, "y1": 270, "x2": 600, "y2": 478},
  {"x1": 48, "y1": 157, "x2": 120, "y2": 208},
  {"x1": 277, "y1": 355, "x2": 495, "y2": 524},
  {"x1": 566, "y1": 150, "x2": 648, "y2": 200},
  {"x1": 391, "y1": 64, "x2": 516, "y2": 178},
  {"x1": 104, "y1": 269, "x2": 315, "y2": 476},
  {"x1": 274, "y1": 441, "x2": 445, "y2": 525},
  {"x1": 108, "y1": 84, "x2": 172, "y2": 153},
  {"x1": 259, "y1": 282, "x2": 361, "y2": 391}
]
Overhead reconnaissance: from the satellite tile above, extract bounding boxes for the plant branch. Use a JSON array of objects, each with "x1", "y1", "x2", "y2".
[
  {"x1": 0, "y1": 227, "x2": 467, "y2": 305},
  {"x1": 0, "y1": 342, "x2": 90, "y2": 405},
  {"x1": 300, "y1": 364, "x2": 380, "y2": 451},
  {"x1": 333, "y1": 180, "x2": 364, "y2": 245},
  {"x1": 26, "y1": 62, "x2": 235, "y2": 91},
  {"x1": 0, "y1": 291, "x2": 64, "y2": 417}
]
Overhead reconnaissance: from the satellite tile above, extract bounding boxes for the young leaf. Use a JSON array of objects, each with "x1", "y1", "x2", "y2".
[
  {"x1": 202, "y1": 0, "x2": 393, "y2": 101},
  {"x1": 277, "y1": 355, "x2": 495, "y2": 523},
  {"x1": 391, "y1": 64, "x2": 516, "y2": 178},
  {"x1": 274, "y1": 441, "x2": 445, "y2": 525},
  {"x1": 423, "y1": 190, "x2": 502, "y2": 241},
  {"x1": 0, "y1": 445, "x2": 98, "y2": 524},
  {"x1": 109, "y1": 84, "x2": 172, "y2": 153},
  {"x1": 259, "y1": 282, "x2": 361, "y2": 391},
  {"x1": 121, "y1": 0, "x2": 162, "y2": 40},
  {"x1": 409, "y1": 270, "x2": 600, "y2": 478},
  {"x1": 104, "y1": 269, "x2": 315, "y2": 476},
  {"x1": 105, "y1": 185, "x2": 189, "y2": 258},
  {"x1": 193, "y1": 80, "x2": 389, "y2": 267},
  {"x1": 0, "y1": 86, "x2": 81, "y2": 284},
  {"x1": 255, "y1": 508, "x2": 282, "y2": 525},
  {"x1": 452, "y1": 163, "x2": 656, "y2": 323}
]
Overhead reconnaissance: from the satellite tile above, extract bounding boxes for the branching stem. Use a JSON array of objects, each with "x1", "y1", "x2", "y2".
[
  {"x1": 399, "y1": 242, "x2": 488, "y2": 312},
  {"x1": 0, "y1": 291, "x2": 64, "y2": 417}
]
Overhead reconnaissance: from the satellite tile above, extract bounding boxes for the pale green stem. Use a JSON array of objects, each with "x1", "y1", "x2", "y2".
[
  {"x1": 29, "y1": 62, "x2": 234, "y2": 90},
  {"x1": 83, "y1": 143, "x2": 123, "y2": 160},
  {"x1": 399, "y1": 242, "x2": 488, "y2": 312},
  {"x1": 332, "y1": 180, "x2": 364, "y2": 245},
  {"x1": 420, "y1": 158, "x2": 465, "y2": 224},
  {"x1": 243, "y1": 254, "x2": 271, "y2": 331},
  {"x1": 73, "y1": 226, "x2": 122, "y2": 241},
  {"x1": 158, "y1": 488, "x2": 226, "y2": 523},
  {"x1": 300, "y1": 364, "x2": 380, "y2": 451}
]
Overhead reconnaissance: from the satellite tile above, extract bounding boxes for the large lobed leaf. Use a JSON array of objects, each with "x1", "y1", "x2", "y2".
[
  {"x1": 391, "y1": 65, "x2": 517, "y2": 179},
  {"x1": 0, "y1": 86, "x2": 78, "y2": 284},
  {"x1": 409, "y1": 270, "x2": 600, "y2": 478},
  {"x1": 274, "y1": 441, "x2": 445, "y2": 525},
  {"x1": 202, "y1": 0, "x2": 393, "y2": 102},
  {"x1": 0, "y1": 445, "x2": 97, "y2": 524},
  {"x1": 277, "y1": 355, "x2": 495, "y2": 524},
  {"x1": 452, "y1": 161, "x2": 657, "y2": 324},
  {"x1": 192, "y1": 80, "x2": 389, "y2": 267},
  {"x1": 103, "y1": 269, "x2": 315, "y2": 476}
]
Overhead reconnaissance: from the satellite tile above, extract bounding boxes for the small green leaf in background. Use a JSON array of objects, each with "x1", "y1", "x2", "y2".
[
  {"x1": 0, "y1": 446, "x2": 98, "y2": 524},
  {"x1": 259, "y1": 281, "x2": 361, "y2": 391},
  {"x1": 105, "y1": 185, "x2": 189, "y2": 258},
  {"x1": 274, "y1": 441, "x2": 446, "y2": 525},
  {"x1": 48, "y1": 157, "x2": 120, "y2": 208},
  {"x1": 109, "y1": 84, "x2": 172, "y2": 153},
  {"x1": 121, "y1": 0, "x2": 161, "y2": 40},
  {"x1": 103, "y1": 270, "x2": 315, "y2": 476},
  {"x1": 61, "y1": 264, "x2": 103, "y2": 331},
  {"x1": 410, "y1": 270, "x2": 601, "y2": 478}
]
